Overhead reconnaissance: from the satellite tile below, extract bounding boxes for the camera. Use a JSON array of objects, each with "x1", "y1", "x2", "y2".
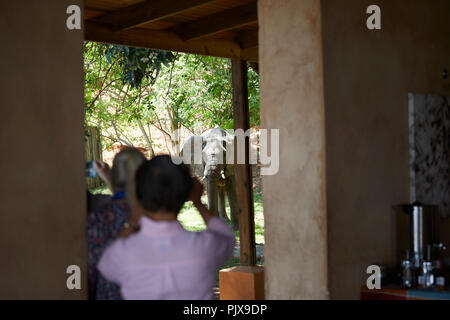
[{"x1": 85, "y1": 161, "x2": 97, "y2": 178}]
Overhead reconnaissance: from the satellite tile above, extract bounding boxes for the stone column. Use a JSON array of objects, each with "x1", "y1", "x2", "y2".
[{"x1": 259, "y1": 0, "x2": 329, "y2": 299}]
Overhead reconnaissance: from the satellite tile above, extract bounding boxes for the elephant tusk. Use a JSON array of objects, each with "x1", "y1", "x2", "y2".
[
  {"x1": 200, "y1": 176, "x2": 206, "y2": 181},
  {"x1": 221, "y1": 171, "x2": 226, "y2": 179}
]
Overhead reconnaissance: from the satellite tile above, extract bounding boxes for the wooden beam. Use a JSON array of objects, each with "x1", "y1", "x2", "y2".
[
  {"x1": 232, "y1": 59, "x2": 256, "y2": 266},
  {"x1": 97, "y1": 0, "x2": 216, "y2": 32},
  {"x1": 173, "y1": 3, "x2": 257, "y2": 41},
  {"x1": 85, "y1": 21, "x2": 258, "y2": 62},
  {"x1": 236, "y1": 29, "x2": 258, "y2": 49},
  {"x1": 241, "y1": 46, "x2": 258, "y2": 62}
]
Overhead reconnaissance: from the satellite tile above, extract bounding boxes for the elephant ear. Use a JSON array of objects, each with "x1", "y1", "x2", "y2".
[
  {"x1": 223, "y1": 130, "x2": 234, "y2": 145},
  {"x1": 222, "y1": 130, "x2": 235, "y2": 166},
  {"x1": 180, "y1": 135, "x2": 205, "y2": 178}
]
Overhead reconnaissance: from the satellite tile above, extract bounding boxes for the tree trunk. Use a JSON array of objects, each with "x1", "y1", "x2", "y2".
[
  {"x1": 147, "y1": 124, "x2": 155, "y2": 158},
  {"x1": 137, "y1": 119, "x2": 155, "y2": 158}
]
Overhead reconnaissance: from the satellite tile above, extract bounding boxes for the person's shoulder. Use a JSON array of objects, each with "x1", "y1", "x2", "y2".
[
  {"x1": 189, "y1": 223, "x2": 224, "y2": 243},
  {"x1": 91, "y1": 201, "x2": 130, "y2": 220},
  {"x1": 88, "y1": 194, "x2": 112, "y2": 212},
  {"x1": 104, "y1": 235, "x2": 131, "y2": 256},
  {"x1": 89, "y1": 199, "x2": 113, "y2": 215},
  {"x1": 113, "y1": 230, "x2": 143, "y2": 249}
]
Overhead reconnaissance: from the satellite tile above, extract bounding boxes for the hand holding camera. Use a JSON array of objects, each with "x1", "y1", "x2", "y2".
[{"x1": 86, "y1": 160, "x2": 113, "y2": 192}]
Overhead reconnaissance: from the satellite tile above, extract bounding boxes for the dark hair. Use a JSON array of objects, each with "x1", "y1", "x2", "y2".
[{"x1": 135, "y1": 155, "x2": 193, "y2": 214}]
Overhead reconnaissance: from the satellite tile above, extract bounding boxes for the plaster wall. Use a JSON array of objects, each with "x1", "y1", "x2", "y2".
[
  {"x1": 0, "y1": 0, "x2": 87, "y2": 298},
  {"x1": 259, "y1": 0, "x2": 329, "y2": 299},
  {"x1": 321, "y1": 0, "x2": 450, "y2": 299}
]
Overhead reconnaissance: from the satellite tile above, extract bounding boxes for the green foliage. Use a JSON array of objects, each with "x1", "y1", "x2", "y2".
[
  {"x1": 104, "y1": 45, "x2": 175, "y2": 88},
  {"x1": 84, "y1": 42, "x2": 260, "y2": 153}
]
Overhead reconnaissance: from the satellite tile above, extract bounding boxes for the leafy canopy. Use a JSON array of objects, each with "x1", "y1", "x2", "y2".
[{"x1": 84, "y1": 42, "x2": 260, "y2": 153}]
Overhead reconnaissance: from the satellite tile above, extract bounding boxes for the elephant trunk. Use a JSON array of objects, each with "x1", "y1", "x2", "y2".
[
  {"x1": 204, "y1": 158, "x2": 219, "y2": 177},
  {"x1": 206, "y1": 170, "x2": 220, "y2": 216}
]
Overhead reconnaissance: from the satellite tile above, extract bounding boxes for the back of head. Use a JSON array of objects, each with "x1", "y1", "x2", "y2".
[
  {"x1": 111, "y1": 147, "x2": 146, "y2": 207},
  {"x1": 136, "y1": 155, "x2": 193, "y2": 214}
]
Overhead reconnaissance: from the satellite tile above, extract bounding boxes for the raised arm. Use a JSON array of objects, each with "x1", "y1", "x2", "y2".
[
  {"x1": 94, "y1": 160, "x2": 113, "y2": 192},
  {"x1": 189, "y1": 178, "x2": 213, "y2": 224},
  {"x1": 189, "y1": 178, "x2": 236, "y2": 265}
]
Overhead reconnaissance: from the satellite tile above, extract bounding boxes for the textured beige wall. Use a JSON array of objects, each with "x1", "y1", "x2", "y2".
[
  {"x1": 0, "y1": 1, "x2": 87, "y2": 298},
  {"x1": 259, "y1": 0, "x2": 329, "y2": 299},
  {"x1": 322, "y1": 0, "x2": 450, "y2": 299}
]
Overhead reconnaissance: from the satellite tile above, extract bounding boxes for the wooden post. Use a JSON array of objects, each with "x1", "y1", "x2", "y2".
[
  {"x1": 85, "y1": 126, "x2": 103, "y2": 189},
  {"x1": 231, "y1": 59, "x2": 256, "y2": 266}
]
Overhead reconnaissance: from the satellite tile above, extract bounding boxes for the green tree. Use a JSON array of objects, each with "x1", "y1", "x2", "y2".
[
  {"x1": 84, "y1": 42, "x2": 260, "y2": 155},
  {"x1": 84, "y1": 42, "x2": 175, "y2": 155}
]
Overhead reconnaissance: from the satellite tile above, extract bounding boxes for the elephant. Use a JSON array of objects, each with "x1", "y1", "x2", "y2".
[{"x1": 180, "y1": 127, "x2": 239, "y2": 231}]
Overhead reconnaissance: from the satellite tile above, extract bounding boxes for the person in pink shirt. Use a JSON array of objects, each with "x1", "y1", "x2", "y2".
[{"x1": 97, "y1": 155, "x2": 236, "y2": 300}]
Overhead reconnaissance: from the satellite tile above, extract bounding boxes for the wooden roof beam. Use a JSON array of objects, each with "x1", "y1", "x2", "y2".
[
  {"x1": 173, "y1": 2, "x2": 257, "y2": 41},
  {"x1": 97, "y1": 0, "x2": 217, "y2": 32},
  {"x1": 85, "y1": 21, "x2": 258, "y2": 62},
  {"x1": 236, "y1": 29, "x2": 258, "y2": 49}
]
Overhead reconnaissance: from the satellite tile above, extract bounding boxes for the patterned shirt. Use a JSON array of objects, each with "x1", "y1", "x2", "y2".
[{"x1": 87, "y1": 200, "x2": 131, "y2": 300}]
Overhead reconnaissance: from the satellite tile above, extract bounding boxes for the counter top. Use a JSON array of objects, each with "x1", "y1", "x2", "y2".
[{"x1": 361, "y1": 285, "x2": 450, "y2": 300}]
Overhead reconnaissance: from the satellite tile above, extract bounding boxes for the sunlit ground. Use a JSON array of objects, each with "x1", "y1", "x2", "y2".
[{"x1": 178, "y1": 192, "x2": 264, "y2": 245}]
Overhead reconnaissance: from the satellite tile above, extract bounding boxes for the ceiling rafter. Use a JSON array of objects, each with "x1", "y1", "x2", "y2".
[
  {"x1": 236, "y1": 29, "x2": 258, "y2": 49},
  {"x1": 97, "y1": 0, "x2": 217, "y2": 32},
  {"x1": 172, "y1": 2, "x2": 257, "y2": 41},
  {"x1": 85, "y1": 21, "x2": 258, "y2": 62}
]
